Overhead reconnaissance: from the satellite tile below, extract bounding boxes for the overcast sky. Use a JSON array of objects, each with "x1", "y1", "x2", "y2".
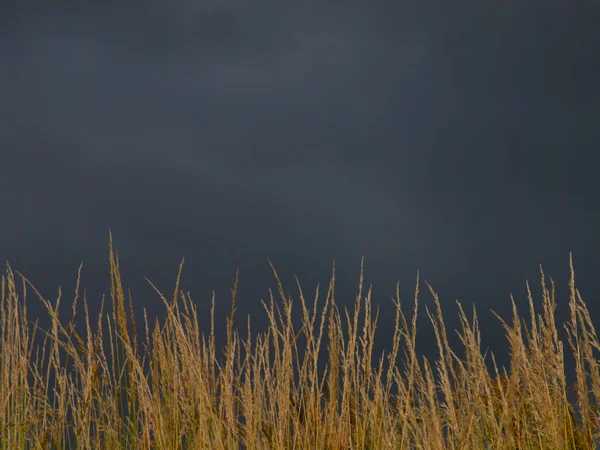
[{"x1": 2, "y1": 1, "x2": 600, "y2": 371}]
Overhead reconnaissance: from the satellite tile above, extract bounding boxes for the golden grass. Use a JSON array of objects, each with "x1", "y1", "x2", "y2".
[{"x1": 1, "y1": 235, "x2": 598, "y2": 449}]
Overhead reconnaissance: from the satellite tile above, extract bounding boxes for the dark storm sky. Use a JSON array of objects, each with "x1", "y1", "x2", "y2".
[{"x1": 2, "y1": 1, "x2": 600, "y2": 370}]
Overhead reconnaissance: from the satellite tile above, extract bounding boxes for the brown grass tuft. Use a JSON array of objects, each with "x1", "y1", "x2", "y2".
[{"x1": 0, "y1": 238, "x2": 598, "y2": 449}]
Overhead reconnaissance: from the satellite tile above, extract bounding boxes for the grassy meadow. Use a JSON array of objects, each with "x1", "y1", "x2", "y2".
[{"x1": 1, "y1": 236, "x2": 599, "y2": 449}]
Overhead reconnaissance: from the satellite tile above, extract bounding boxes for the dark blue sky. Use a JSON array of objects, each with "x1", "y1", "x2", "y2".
[{"x1": 2, "y1": 1, "x2": 599, "y2": 372}]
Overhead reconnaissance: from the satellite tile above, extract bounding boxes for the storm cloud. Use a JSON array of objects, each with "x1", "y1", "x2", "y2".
[{"x1": 2, "y1": 1, "x2": 600, "y2": 371}]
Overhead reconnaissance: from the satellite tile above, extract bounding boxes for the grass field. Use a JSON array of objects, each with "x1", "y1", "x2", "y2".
[{"x1": 1, "y1": 235, "x2": 599, "y2": 449}]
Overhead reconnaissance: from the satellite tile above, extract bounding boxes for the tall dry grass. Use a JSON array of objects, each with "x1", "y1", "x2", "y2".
[{"x1": 1, "y1": 235, "x2": 598, "y2": 449}]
